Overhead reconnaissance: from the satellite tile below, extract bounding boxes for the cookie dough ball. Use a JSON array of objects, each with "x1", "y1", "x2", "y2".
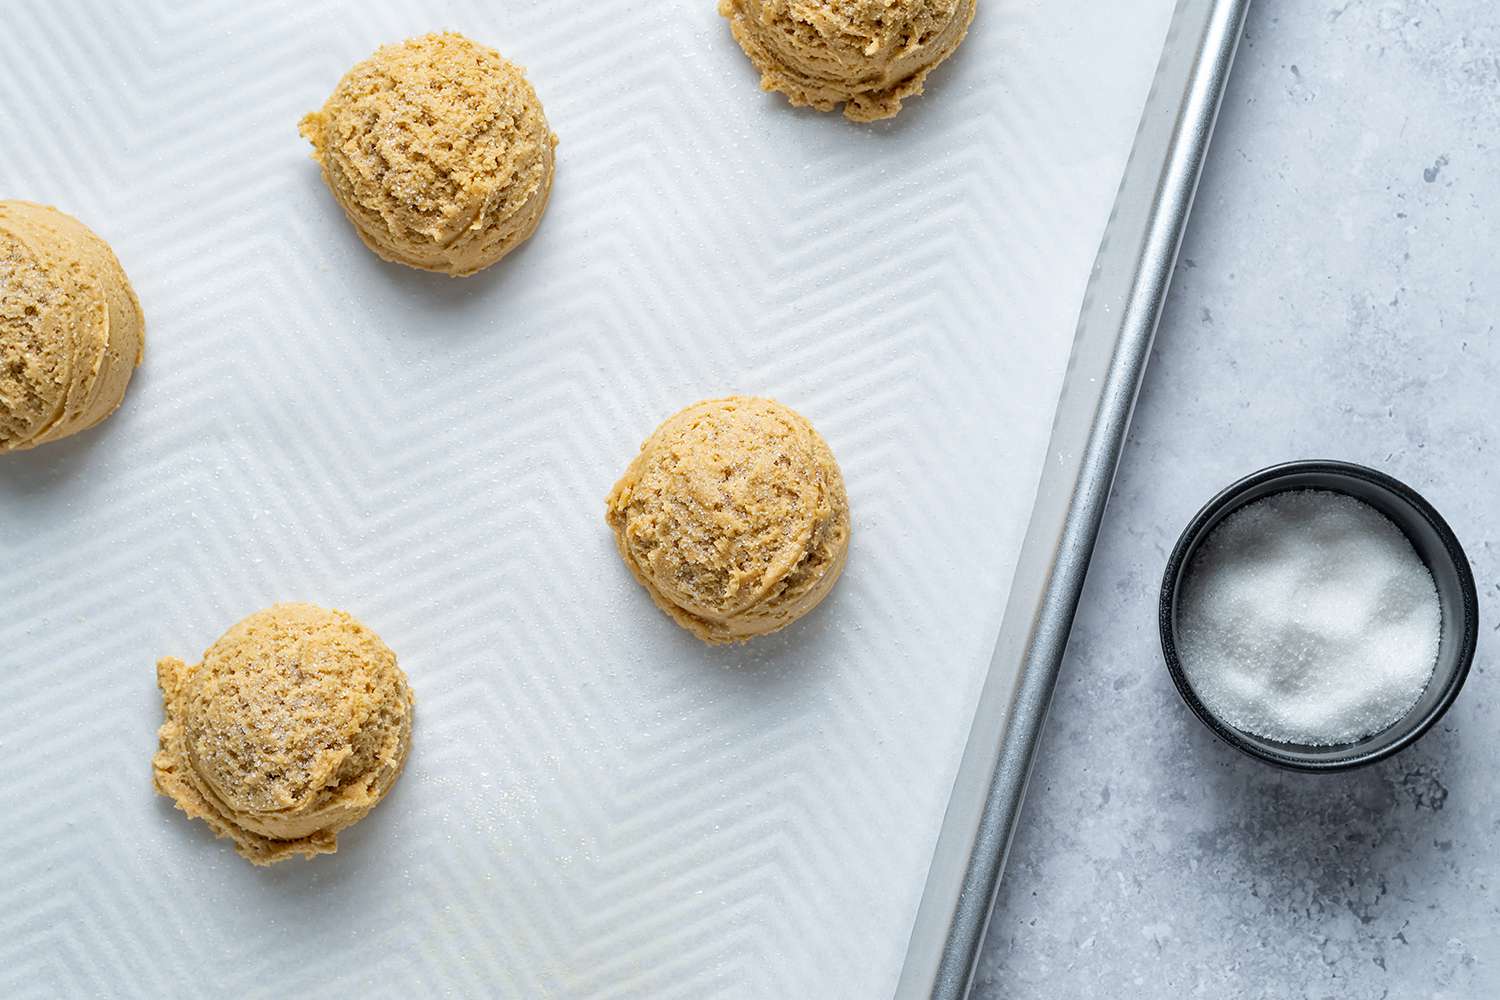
[
  {"x1": 606, "y1": 397, "x2": 851, "y2": 644},
  {"x1": 0, "y1": 201, "x2": 144, "y2": 453},
  {"x1": 152, "y1": 603, "x2": 414, "y2": 865},
  {"x1": 299, "y1": 32, "x2": 558, "y2": 276},
  {"x1": 719, "y1": 0, "x2": 976, "y2": 122}
]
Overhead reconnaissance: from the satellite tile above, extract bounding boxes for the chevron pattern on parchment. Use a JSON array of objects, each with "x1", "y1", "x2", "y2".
[{"x1": 0, "y1": 1, "x2": 1173, "y2": 997}]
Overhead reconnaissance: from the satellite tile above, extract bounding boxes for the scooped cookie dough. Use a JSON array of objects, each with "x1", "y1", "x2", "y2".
[
  {"x1": 152, "y1": 603, "x2": 414, "y2": 866},
  {"x1": 299, "y1": 32, "x2": 558, "y2": 277},
  {"x1": 606, "y1": 397, "x2": 851, "y2": 644},
  {"x1": 0, "y1": 201, "x2": 144, "y2": 453},
  {"x1": 719, "y1": 0, "x2": 976, "y2": 122}
]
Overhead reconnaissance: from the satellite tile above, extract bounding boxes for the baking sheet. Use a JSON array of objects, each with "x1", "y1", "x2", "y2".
[{"x1": 0, "y1": 1, "x2": 1174, "y2": 997}]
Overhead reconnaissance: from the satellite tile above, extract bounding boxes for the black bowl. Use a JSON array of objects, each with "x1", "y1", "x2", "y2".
[{"x1": 1159, "y1": 460, "x2": 1478, "y2": 771}]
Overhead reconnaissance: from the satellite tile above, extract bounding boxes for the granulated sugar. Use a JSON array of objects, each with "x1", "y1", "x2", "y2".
[{"x1": 1176, "y1": 489, "x2": 1440, "y2": 746}]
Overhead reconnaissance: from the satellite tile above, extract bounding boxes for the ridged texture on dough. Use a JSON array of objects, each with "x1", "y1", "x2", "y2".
[
  {"x1": 152, "y1": 603, "x2": 414, "y2": 866},
  {"x1": 0, "y1": 201, "x2": 144, "y2": 453},
  {"x1": 606, "y1": 396, "x2": 851, "y2": 644},
  {"x1": 719, "y1": 0, "x2": 977, "y2": 121},
  {"x1": 299, "y1": 32, "x2": 558, "y2": 277}
]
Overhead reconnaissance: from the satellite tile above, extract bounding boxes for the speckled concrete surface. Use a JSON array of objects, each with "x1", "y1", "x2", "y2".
[{"x1": 975, "y1": 1, "x2": 1500, "y2": 997}]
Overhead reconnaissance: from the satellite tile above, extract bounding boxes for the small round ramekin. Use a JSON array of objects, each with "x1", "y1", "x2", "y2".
[{"x1": 1158, "y1": 460, "x2": 1478, "y2": 771}]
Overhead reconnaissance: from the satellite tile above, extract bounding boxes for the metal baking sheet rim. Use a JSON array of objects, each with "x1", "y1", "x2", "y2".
[{"x1": 897, "y1": 1, "x2": 1254, "y2": 997}]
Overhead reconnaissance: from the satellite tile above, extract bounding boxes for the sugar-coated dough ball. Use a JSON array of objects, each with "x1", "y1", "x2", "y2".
[
  {"x1": 606, "y1": 396, "x2": 851, "y2": 644},
  {"x1": 152, "y1": 603, "x2": 414, "y2": 865},
  {"x1": 719, "y1": 0, "x2": 976, "y2": 122},
  {"x1": 0, "y1": 201, "x2": 144, "y2": 453},
  {"x1": 299, "y1": 32, "x2": 558, "y2": 277}
]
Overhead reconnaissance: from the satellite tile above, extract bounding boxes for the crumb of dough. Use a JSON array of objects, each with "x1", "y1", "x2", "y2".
[
  {"x1": 152, "y1": 603, "x2": 414, "y2": 866},
  {"x1": 606, "y1": 396, "x2": 851, "y2": 644},
  {"x1": 299, "y1": 32, "x2": 558, "y2": 276},
  {"x1": 0, "y1": 201, "x2": 144, "y2": 453},
  {"x1": 718, "y1": 0, "x2": 977, "y2": 122}
]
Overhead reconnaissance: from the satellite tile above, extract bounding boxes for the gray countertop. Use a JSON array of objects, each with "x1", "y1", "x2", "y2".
[{"x1": 975, "y1": 1, "x2": 1500, "y2": 997}]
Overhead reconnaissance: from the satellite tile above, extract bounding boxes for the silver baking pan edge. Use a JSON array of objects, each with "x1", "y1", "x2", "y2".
[{"x1": 896, "y1": 1, "x2": 1254, "y2": 996}]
